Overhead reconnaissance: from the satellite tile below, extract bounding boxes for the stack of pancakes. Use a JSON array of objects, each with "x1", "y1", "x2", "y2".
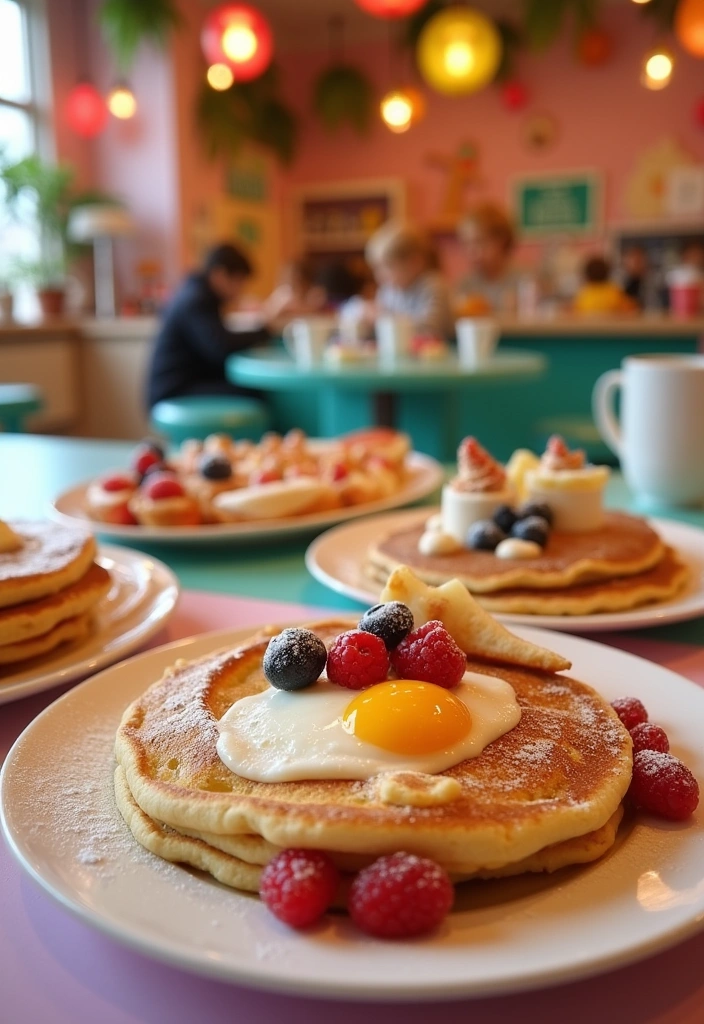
[
  {"x1": 0, "y1": 521, "x2": 111, "y2": 668},
  {"x1": 367, "y1": 511, "x2": 690, "y2": 615},
  {"x1": 115, "y1": 619, "x2": 632, "y2": 895}
]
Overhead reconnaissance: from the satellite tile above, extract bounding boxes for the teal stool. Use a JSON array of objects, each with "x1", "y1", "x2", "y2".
[
  {"x1": 0, "y1": 383, "x2": 44, "y2": 433},
  {"x1": 150, "y1": 395, "x2": 272, "y2": 446}
]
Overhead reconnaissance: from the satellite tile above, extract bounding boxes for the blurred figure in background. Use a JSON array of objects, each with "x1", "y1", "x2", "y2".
[
  {"x1": 146, "y1": 243, "x2": 268, "y2": 408},
  {"x1": 265, "y1": 257, "x2": 327, "y2": 327},
  {"x1": 620, "y1": 244, "x2": 650, "y2": 309},
  {"x1": 365, "y1": 222, "x2": 453, "y2": 339},
  {"x1": 574, "y1": 255, "x2": 636, "y2": 315},
  {"x1": 456, "y1": 202, "x2": 519, "y2": 315}
]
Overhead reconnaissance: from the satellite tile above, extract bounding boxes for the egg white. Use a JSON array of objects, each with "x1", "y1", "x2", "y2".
[{"x1": 216, "y1": 672, "x2": 521, "y2": 783}]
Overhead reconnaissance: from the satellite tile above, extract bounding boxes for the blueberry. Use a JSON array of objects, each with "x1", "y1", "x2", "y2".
[
  {"x1": 467, "y1": 520, "x2": 505, "y2": 551},
  {"x1": 140, "y1": 436, "x2": 166, "y2": 460},
  {"x1": 263, "y1": 628, "x2": 327, "y2": 691},
  {"x1": 359, "y1": 601, "x2": 414, "y2": 651},
  {"x1": 516, "y1": 501, "x2": 554, "y2": 527},
  {"x1": 199, "y1": 454, "x2": 232, "y2": 481},
  {"x1": 493, "y1": 504, "x2": 518, "y2": 533},
  {"x1": 512, "y1": 515, "x2": 550, "y2": 546}
]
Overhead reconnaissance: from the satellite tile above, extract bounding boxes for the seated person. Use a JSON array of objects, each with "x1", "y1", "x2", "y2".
[
  {"x1": 620, "y1": 244, "x2": 651, "y2": 308},
  {"x1": 146, "y1": 243, "x2": 269, "y2": 409},
  {"x1": 456, "y1": 203, "x2": 520, "y2": 315},
  {"x1": 574, "y1": 255, "x2": 636, "y2": 315},
  {"x1": 365, "y1": 222, "x2": 453, "y2": 339},
  {"x1": 264, "y1": 257, "x2": 327, "y2": 328}
]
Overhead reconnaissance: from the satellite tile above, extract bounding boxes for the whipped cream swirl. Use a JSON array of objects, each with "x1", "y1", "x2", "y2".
[
  {"x1": 453, "y1": 437, "x2": 507, "y2": 493},
  {"x1": 541, "y1": 435, "x2": 586, "y2": 473}
]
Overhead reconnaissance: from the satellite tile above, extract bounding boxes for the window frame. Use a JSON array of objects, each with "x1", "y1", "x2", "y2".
[{"x1": 0, "y1": 0, "x2": 52, "y2": 161}]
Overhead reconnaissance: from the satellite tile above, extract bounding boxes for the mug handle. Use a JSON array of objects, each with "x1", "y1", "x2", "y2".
[{"x1": 592, "y1": 369, "x2": 624, "y2": 457}]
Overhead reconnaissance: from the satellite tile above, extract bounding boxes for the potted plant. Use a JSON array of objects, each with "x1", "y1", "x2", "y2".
[{"x1": 0, "y1": 152, "x2": 116, "y2": 318}]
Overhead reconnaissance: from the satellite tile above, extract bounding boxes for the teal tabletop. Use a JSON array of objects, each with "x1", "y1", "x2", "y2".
[{"x1": 3, "y1": 432, "x2": 704, "y2": 644}]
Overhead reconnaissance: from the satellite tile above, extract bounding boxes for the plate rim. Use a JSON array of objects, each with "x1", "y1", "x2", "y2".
[
  {"x1": 0, "y1": 543, "x2": 180, "y2": 705},
  {"x1": 3, "y1": 624, "x2": 704, "y2": 1001},
  {"x1": 49, "y1": 451, "x2": 444, "y2": 545},
  {"x1": 305, "y1": 510, "x2": 704, "y2": 633}
]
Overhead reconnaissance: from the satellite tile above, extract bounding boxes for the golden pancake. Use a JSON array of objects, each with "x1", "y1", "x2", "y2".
[
  {"x1": 367, "y1": 546, "x2": 690, "y2": 616},
  {"x1": 0, "y1": 612, "x2": 92, "y2": 666},
  {"x1": 115, "y1": 620, "x2": 632, "y2": 876},
  {"x1": 0, "y1": 562, "x2": 111, "y2": 646},
  {"x1": 0, "y1": 521, "x2": 96, "y2": 609},
  {"x1": 368, "y1": 511, "x2": 664, "y2": 594},
  {"x1": 114, "y1": 763, "x2": 624, "y2": 894}
]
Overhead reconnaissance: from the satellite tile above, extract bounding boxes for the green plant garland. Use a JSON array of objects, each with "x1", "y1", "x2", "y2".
[
  {"x1": 98, "y1": 0, "x2": 181, "y2": 72},
  {"x1": 312, "y1": 65, "x2": 374, "y2": 135}
]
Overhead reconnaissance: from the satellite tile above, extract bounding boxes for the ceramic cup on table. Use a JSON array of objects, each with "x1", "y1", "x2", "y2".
[
  {"x1": 282, "y1": 316, "x2": 336, "y2": 368},
  {"x1": 375, "y1": 314, "x2": 413, "y2": 366},
  {"x1": 593, "y1": 353, "x2": 704, "y2": 508},
  {"x1": 667, "y1": 266, "x2": 702, "y2": 319},
  {"x1": 456, "y1": 317, "x2": 499, "y2": 368}
]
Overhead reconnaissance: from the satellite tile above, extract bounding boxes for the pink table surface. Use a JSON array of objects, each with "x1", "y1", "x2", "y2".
[{"x1": 2, "y1": 589, "x2": 704, "y2": 1024}]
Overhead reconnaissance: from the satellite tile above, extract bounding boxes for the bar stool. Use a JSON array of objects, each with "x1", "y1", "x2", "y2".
[
  {"x1": 0, "y1": 384, "x2": 44, "y2": 433},
  {"x1": 150, "y1": 395, "x2": 272, "y2": 446}
]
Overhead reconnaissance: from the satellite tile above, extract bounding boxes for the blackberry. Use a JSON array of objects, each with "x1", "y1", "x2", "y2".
[
  {"x1": 199, "y1": 454, "x2": 232, "y2": 480},
  {"x1": 511, "y1": 515, "x2": 549, "y2": 546},
  {"x1": 516, "y1": 501, "x2": 554, "y2": 527},
  {"x1": 467, "y1": 520, "x2": 505, "y2": 551},
  {"x1": 493, "y1": 504, "x2": 518, "y2": 534}
]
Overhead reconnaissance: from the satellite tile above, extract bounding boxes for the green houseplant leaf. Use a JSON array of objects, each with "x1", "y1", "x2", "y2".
[
  {"x1": 98, "y1": 0, "x2": 181, "y2": 73},
  {"x1": 312, "y1": 65, "x2": 374, "y2": 135}
]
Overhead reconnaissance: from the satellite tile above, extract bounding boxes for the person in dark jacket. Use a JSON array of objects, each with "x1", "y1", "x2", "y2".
[{"x1": 146, "y1": 243, "x2": 269, "y2": 409}]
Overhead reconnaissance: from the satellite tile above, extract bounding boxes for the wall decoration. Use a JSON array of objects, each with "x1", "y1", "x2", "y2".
[
  {"x1": 201, "y1": 3, "x2": 274, "y2": 83},
  {"x1": 675, "y1": 0, "x2": 704, "y2": 57},
  {"x1": 513, "y1": 170, "x2": 602, "y2": 236},
  {"x1": 665, "y1": 165, "x2": 704, "y2": 217},
  {"x1": 195, "y1": 65, "x2": 298, "y2": 165},
  {"x1": 417, "y1": 7, "x2": 502, "y2": 95},
  {"x1": 523, "y1": 111, "x2": 560, "y2": 150},
  {"x1": 294, "y1": 178, "x2": 406, "y2": 255},
  {"x1": 66, "y1": 82, "x2": 108, "y2": 138},
  {"x1": 426, "y1": 140, "x2": 483, "y2": 226},
  {"x1": 624, "y1": 138, "x2": 696, "y2": 219},
  {"x1": 98, "y1": 0, "x2": 181, "y2": 73}
]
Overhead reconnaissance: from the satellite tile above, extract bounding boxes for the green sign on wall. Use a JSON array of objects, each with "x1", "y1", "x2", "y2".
[{"x1": 513, "y1": 172, "x2": 602, "y2": 237}]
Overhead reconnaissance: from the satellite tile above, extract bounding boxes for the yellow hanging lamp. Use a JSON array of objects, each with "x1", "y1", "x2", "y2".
[{"x1": 417, "y1": 6, "x2": 502, "y2": 96}]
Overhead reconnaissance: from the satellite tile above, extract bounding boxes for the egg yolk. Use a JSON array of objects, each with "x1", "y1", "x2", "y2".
[{"x1": 342, "y1": 679, "x2": 471, "y2": 756}]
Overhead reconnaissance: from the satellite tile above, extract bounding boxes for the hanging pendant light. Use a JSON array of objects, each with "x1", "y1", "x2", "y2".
[
  {"x1": 206, "y1": 63, "x2": 235, "y2": 90},
  {"x1": 675, "y1": 0, "x2": 704, "y2": 58},
  {"x1": 641, "y1": 46, "x2": 674, "y2": 89},
  {"x1": 354, "y1": 0, "x2": 428, "y2": 17},
  {"x1": 66, "y1": 81, "x2": 108, "y2": 138},
  {"x1": 107, "y1": 82, "x2": 137, "y2": 120},
  {"x1": 417, "y1": 7, "x2": 502, "y2": 96},
  {"x1": 201, "y1": 3, "x2": 273, "y2": 82}
]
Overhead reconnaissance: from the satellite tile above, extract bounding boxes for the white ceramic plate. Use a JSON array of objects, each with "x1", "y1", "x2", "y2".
[
  {"x1": 2, "y1": 625, "x2": 704, "y2": 1000},
  {"x1": 0, "y1": 545, "x2": 179, "y2": 705},
  {"x1": 50, "y1": 452, "x2": 443, "y2": 545},
  {"x1": 305, "y1": 509, "x2": 704, "y2": 633}
]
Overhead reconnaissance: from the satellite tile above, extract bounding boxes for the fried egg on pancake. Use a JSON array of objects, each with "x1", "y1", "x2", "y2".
[
  {"x1": 0, "y1": 521, "x2": 96, "y2": 609},
  {"x1": 368, "y1": 512, "x2": 664, "y2": 594},
  {"x1": 115, "y1": 620, "x2": 632, "y2": 875}
]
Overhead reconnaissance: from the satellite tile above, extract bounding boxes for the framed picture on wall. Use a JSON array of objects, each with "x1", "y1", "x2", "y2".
[
  {"x1": 293, "y1": 178, "x2": 406, "y2": 256},
  {"x1": 512, "y1": 170, "x2": 603, "y2": 238}
]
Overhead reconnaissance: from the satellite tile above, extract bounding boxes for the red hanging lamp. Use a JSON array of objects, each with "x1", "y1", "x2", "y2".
[
  {"x1": 354, "y1": 0, "x2": 428, "y2": 18},
  {"x1": 201, "y1": 3, "x2": 274, "y2": 82},
  {"x1": 66, "y1": 81, "x2": 108, "y2": 138}
]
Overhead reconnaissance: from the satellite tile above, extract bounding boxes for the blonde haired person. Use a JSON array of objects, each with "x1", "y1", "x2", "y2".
[
  {"x1": 365, "y1": 222, "x2": 453, "y2": 339},
  {"x1": 456, "y1": 202, "x2": 520, "y2": 315}
]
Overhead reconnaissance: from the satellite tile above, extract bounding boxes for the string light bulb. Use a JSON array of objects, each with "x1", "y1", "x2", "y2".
[
  {"x1": 200, "y1": 4, "x2": 273, "y2": 82},
  {"x1": 107, "y1": 83, "x2": 137, "y2": 119},
  {"x1": 380, "y1": 90, "x2": 414, "y2": 132},
  {"x1": 641, "y1": 47, "x2": 674, "y2": 90},
  {"x1": 206, "y1": 63, "x2": 235, "y2": 90},
  {"x1": 417, "y1": 7, "x2": 502, "y2": 96}
]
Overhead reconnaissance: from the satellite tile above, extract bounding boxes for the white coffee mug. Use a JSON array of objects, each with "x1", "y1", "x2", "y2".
[
  {"x1": 593, "y1": 353, "x2": 704, "y2": 507},
  {"x1": 282, "y1": 316, "x2": 336, "y2": 368},
  {"x1": 375, "y1": 315, "x2": 413, "y2": 366},
  {"x1": 456, "y1": 318, "x2": 499, "y2": 368}
]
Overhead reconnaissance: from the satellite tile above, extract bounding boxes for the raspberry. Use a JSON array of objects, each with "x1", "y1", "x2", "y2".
[
  {"x1": 349, "y1": 852, "x2": 454, "y2": 939},
  {"x1": 101, "y1": 474, "x2": 134, "y2": 492},
  {"x1": 359, "y1": 602, "x2": 414, "y2": 651},
  {"x1": 630, "y1": 722, "x2": 669, "y2": 754},
  {"x1": 251, "y1": 468, "x2": 281, "y2": 485},
  {"x1": 143, "y1": 474, "x2": 184, "y2": 500},
  {"x1": 263, "y1": 628, "x2": 327, "y2": 691},
  {"x1": 110, "y1": 505, "x2": 138, "y2": 526},
  {"x1": 326, "y1": 630, "x2": 389, "y2": 690},
  {"x1": 629, "y1": 750, "x2": 699, "y2": 820},
  {"x1": 132, "y1": 446, "x2": 162, "y2": 476},
  {"x1": 390, "y1": 620, "x2": 465, "y2": 689},
  {"x1": 329, "y1": 462, "x2": 349, "y2": 482},
  {"x1": 611, "y1": 697, "x2": 648, "y2": 731},
  {"x1": 260, "y1": 849, "x2": 339, "y2": 929}
]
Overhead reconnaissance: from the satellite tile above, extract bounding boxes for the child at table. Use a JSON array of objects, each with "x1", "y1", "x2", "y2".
[
  {"x1": 574, "y1": 255, "x2": 636, "y2": 315},
  {"x1": 364, "y1": 222, "x2": 453, "y2": 340},
  {"x1": 455, "y1": 203, "x2": 520, "y2": 315}
]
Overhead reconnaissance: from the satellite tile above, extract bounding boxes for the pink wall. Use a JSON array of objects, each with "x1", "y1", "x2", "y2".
[{"x1": 276, "y1": 5, "x2": 704, "y2": 275}]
